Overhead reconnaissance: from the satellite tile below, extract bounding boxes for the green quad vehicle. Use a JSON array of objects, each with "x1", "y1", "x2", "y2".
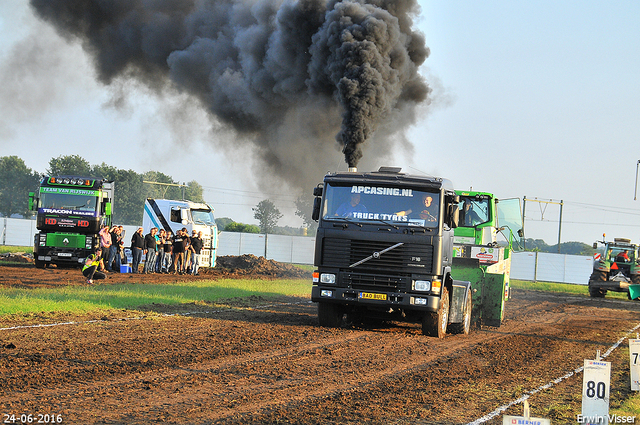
[{"x1": 589, "y1": 236, "x2": 640, "y2": 299}]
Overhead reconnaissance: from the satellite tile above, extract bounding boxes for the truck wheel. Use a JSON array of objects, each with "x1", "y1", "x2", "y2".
[
  {"x1": 34, "y1": 259, "x2": 46, "y2": 269},
  {"x1": 422, "y1": 287, "x2": 450, "y2": 338},
  {"x1": 317, "y1": 302, "x2": 343, "y2": 328},
  {"x1": 449, "y1": 291, "x2": 472, "y2": 335},
  {"x1": 589, "y1": 287, "x2": 606, "y2": 298}
]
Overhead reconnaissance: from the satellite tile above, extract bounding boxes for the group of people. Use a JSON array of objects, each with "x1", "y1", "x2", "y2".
[
  {"x1": 130, "y1": 226, "x2": 204, "y2": 275},
  {"x1": 98, "y1": 224, "x2": 125, "y2": 272},
  {"x1": 81, "y1": 225, "x2": 205, "y2": 284},
  {"x1": 83, "y1": 223, "x2": 129, "y2": 284}
]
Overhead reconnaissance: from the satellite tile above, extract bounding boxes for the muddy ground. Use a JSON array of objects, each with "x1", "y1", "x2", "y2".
[{"x1": 0, "y1": 257, "x2": 639, "y2": 424}]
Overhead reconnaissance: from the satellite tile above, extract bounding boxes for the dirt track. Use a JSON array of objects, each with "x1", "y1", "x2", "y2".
[{"x1": 1, "y1": 260, "x2": 639, "y2": 424}]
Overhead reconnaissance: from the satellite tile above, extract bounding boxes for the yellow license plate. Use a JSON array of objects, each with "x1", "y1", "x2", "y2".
[{"x1": 359, "y1": 292, "x2": 387, "y2": 301}]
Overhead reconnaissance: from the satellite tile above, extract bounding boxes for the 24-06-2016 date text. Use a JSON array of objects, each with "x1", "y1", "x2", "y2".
[{"x1": 3, "y1": 414, "x2": 62, "y2": 424}]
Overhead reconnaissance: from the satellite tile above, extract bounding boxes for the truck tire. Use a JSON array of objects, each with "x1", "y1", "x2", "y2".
[
  {"x1": 317, "y1": 302, "x2": 343, "y2": 328},
  {"x1": 449, "y1": 291, "x2": 472, "y2": 335},
  {"x1": 34, "y1": 259, "x2": 46, "y2": 269},
  {"x1": 422, "y1": 287, "x2": 450, "y2": 338}
]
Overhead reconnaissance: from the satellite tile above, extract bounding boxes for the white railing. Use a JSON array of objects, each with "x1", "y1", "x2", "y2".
[{"x1": 2, "y1": 218, "x2": 593, "y2": 281}]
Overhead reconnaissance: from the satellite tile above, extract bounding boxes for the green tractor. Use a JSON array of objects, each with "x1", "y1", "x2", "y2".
[
  {"x1": 452, "y1": 191, "x2": 523, "y2": 326},
  {"x1": 589, "y1": 236, "x2": 640, "y2": 299}
]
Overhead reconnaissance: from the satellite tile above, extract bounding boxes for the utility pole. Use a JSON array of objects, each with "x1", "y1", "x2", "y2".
[
  {"x1": 522, "y1": 196, "x2": 527, "y2": 251},
  {"x1": 635, "y1": 160, "x2": 640, "y2": 200},
  {"x1": 522, "y1": 197, "x2": 564, "y2": 252},
  {"x1": 143, "y1": 181, "x2": 188, "y2": 200}
]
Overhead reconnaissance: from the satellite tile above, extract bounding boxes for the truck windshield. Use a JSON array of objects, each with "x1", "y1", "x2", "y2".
[
  {"x1": 457, "y1": 196, "x2": 490, "y2": 227},
  {"x1": 40, "y1": 192, "x2": 98, "y2": 212},
  {"x1": 191, "y1": 209, "x2": 215, "y2": 225},
  {"x1": 322, "y1": 183, "x2": 440, "y2": 227}
]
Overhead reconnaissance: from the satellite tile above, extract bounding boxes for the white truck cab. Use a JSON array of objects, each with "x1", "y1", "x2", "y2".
[{"x1": 143, "y1": 198, "x2": 218, "y2": 267}]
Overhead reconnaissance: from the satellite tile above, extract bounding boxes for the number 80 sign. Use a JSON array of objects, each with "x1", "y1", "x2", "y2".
[{"x1": 581, "y1": 359, "x2": 611, "y2": 424}]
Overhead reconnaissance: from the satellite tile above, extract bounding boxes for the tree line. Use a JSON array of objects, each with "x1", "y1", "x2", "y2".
[
  {"x1": 0, "y1": 154, "x2": 203, "y2": 225},
  {"x1": 0, "y1": 154, "x2": 316, "y2": 236}
]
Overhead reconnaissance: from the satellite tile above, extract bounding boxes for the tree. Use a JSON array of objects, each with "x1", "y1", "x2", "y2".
[
  {"x1": 252, "y1": 199, "x2": 283, "y2": 234},
  {"x1": 224, "y1": 222, "x2": 260, "y2": 233},
  {"x1": 0, "y1": 156, "x2": 40, "y2": 218},
  {"x1": 295, "y1": 194, "x2": 318, "y2": 235},
  {"x1": 46, "y1": 155, "x2": 91, "y2": 176},
  {"x1": 184, "y1": 180, "x2": 204, "y2": 202},
  {"x1": 215, "y1": 217, "x2": 235, "y2": 231}
]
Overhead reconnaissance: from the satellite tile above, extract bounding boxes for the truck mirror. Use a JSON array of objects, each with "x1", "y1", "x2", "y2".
[
  {"x1": 449, "y1": 204, "x2": 459, "y2": 228},
  {"x1": 517, "y1": 229, "x2": 524, "y2": 238},
  {"x1": 105, "y1": 202, "x2": 112, "y2": 216},
  {"x1": 28, "y1": 192, "x2": 35, "y2": 211},
  {"x1": 592, "y1": 242, "x2": 597, "y2": 249},
  {"x1": 311, "y1": 197, "x2": 322, "y2": 221},
  {"x1": 313, "y1": 186, "x2": 323, "y2": 197}
]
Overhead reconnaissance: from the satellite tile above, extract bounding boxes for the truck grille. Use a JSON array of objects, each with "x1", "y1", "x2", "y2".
[
  {"x1": 321, "y1": 238, "x2": 434, "y2": 275},
  {"x1": 341, "y1": 272, "x2": 409, "y2": 292}
]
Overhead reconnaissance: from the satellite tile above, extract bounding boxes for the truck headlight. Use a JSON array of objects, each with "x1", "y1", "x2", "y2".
[
  {"x1": 413, "y1": 280, "x2": 431, "y2": 291},
  {"x1": 320, "y1": 273, "x2": 336, "y2": 284}
]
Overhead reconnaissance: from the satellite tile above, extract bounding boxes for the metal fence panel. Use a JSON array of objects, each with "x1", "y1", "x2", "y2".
[
  {"x1": 266, "y1": 234, "x2": 293, "y2": 263},
  {"x1": 511, "y1": 251, "x2": 593, "y2": 285},
  {"x1": 291, "y1": 236, "x2": 315, "y2": 265},
  {"x1": 217, "y1": 232, "x2": 266, "y2": 257},
  {"x1": 2, "y1": 218, "x2": 36, "y2": 247},
  {"x1": 563, "y1": 255, "x2": 592, "y2": 285},
  {"x1": 536, "y1": 252, "x2": 565, "y2": 283},
  {"x1": 511, "y1": 252, "x2": 537, "y2": 281}
]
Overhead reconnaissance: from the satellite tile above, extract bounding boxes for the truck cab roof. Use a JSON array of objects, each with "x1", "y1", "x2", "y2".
[{"x1": 323, "y1": 167, "x2": 454, "y2": 192}]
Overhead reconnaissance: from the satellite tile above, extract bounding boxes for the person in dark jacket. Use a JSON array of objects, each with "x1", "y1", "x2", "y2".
[
  {"x1": 189, "y1": 231, "x2": 204, "y2": 275},
  {"x1": 143, "y1": 227, "x2": 159, "y2": 274},
  {"x1": 130, "y1": 227, "x2": 145, "y2": 273}
]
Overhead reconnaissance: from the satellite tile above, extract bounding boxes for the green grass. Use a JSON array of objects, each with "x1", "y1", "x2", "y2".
[
  {"x1": 0, "y1": 245, "x2": 31, "y2": 254},
  {"x1": 510, "y1": 279, "x2": 630, "y2": 300},
  {"x1": 0, "y1": 278, "x2": 310, "y2": 316}
]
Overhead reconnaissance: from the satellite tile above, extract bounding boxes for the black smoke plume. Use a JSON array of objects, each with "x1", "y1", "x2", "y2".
[{"x1": 30, "y1": 0, "x2": 430, "y2": 182}]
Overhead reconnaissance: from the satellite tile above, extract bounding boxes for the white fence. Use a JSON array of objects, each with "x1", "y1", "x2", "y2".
[
  {"x1": 2, "y1": 218, "x2": 593, "y2": 282},
  {"x1": 1, "y1": 218, "x2": 37, "y2": 247},
  {"x1": 0, "y1": 218, "x2": 316, "y2": 265},
  {"x1": 510, "y1": 251, "x2": 593, "y2": 285}
]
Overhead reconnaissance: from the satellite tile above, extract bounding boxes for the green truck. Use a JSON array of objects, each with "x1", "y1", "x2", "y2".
[
  {"x1": 452, "y1": 191, "x2": 523, "y2": 327},
  {"x1": 29, "y1": 176, "x2": 114, "y2": 268}
]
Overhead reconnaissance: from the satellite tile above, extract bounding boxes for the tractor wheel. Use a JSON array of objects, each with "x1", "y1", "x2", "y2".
[
  {"x1": 422, "y1": 287, "x2": 450, "y2": 338},
  {"x1": 317, "y1": 302, "x2": 343, "y2": 328},
  {"x1": 589, "y1": 287, "x2": 606, "y2": 298},
  {"x1": 588, "y1": 270, "x2": 607, "y2": 298},
  {"x1": 449, "y1": 290, "x2": 472, "y2": 335}
]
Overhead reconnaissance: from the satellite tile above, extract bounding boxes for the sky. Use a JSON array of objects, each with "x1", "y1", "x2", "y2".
[{"x1": 0, "y1": 1, "x2": 639, "y2": 246}]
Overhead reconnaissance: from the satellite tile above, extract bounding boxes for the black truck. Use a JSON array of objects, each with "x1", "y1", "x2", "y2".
[{"x1": 310, "y1": 167, "x2": 472, "y2": 338}]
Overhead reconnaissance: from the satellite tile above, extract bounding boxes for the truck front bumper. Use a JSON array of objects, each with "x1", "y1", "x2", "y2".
[{"x1": 311, "y1": 285, "x2": 439, "y2": 313}]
